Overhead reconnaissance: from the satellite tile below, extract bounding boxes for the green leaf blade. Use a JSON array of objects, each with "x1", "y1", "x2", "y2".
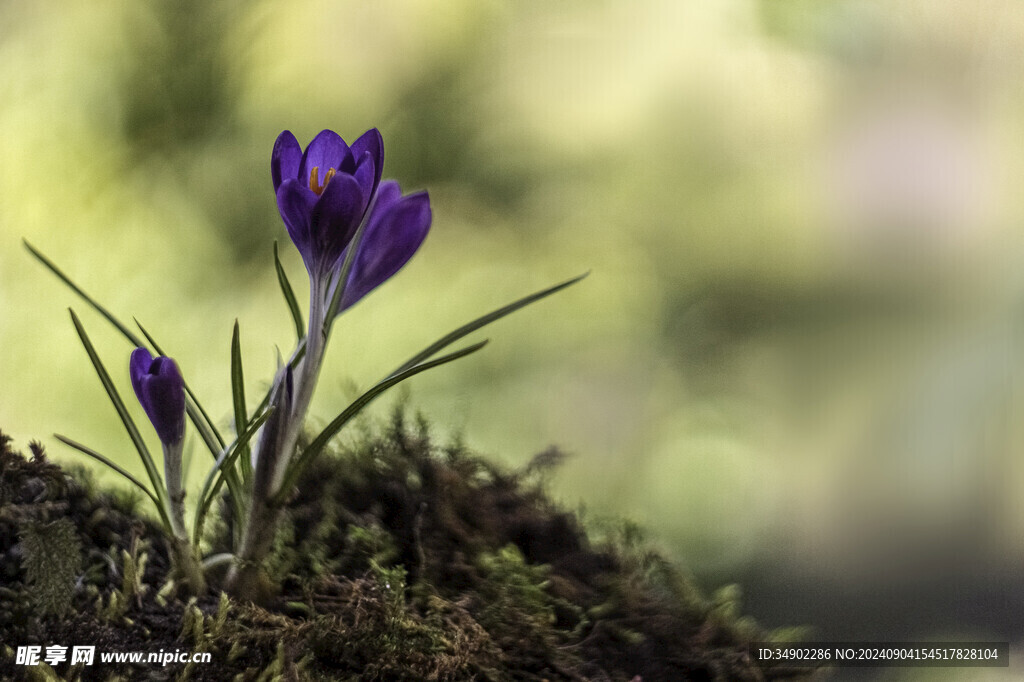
[
  {"x1": 273, "y1": 340, "x2": 489, "y2": 504},
  {"x1": 54, "y1": 435, "x2": 165, "y2": 519},
  {"x1": 25, "y1": 242, "x2": 231, "y2": 462},
  {"x1": 25, "y1": 241, "x2": 145, "y2": 347},
  {"x1": 389, "y1": 272, "x2": 588, "y2": 378},
  {"x1": 68, "y1": 309, "x2": 168, "y2": 514},
  {"x1": 250, "y1": 338, "x2": 307, "y2": 418},
  {"x1": 273, "y1": 241, "x2": 305, "y2": 343},
  {"x1": 230, "y1": 320, "x2": 252, "y2": 483},
  {"x1": 323, "y1": 217, "x2": 371, "y2": 331},
  {"x1": 193, "y1": 408, "x2": 273, "y2": 547}
]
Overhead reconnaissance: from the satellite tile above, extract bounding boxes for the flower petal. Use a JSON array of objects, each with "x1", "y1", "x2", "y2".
[
  {"x1": 351, "y1": 128, "x2": 384, "y2": 193},
  {"x1": 370, "y1": 179, "x2": 402, "y2": 213},
  {"x1": 299, "y1": 130, "x2": 351, "y2": 188},
  {"x1": 332, "y1": 180, "x2": 402, "y2": 285},
  {"x1": 311, "y1": 172, "x2": 366, "y2": 270},
  {"x1": 145, "y1": 358, "x2": 186, "y2": 444},
  {"x1": 271, "y1": 131, "x2": 302, "y2": 191},
  {"x1": 351, "y1": 152, "x2": 377, "y2": 209},
  {"x1": 129, "y1": 347, "x2": 154, "y2": 398},
  {"x1": 340, "y1": 190, "x2": 431, "y2": 311},
  {"x1": 276, "y1": 179, "x2": 320, "y2": 268}
]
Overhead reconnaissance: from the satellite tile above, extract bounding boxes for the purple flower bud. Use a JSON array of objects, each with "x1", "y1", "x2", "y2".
[
  {"x1": 129, "y1": 348, "x2": 186, "y2": 446},
  {"x1": 272, "y1": 129, "x2": 384, "y2": 276}
]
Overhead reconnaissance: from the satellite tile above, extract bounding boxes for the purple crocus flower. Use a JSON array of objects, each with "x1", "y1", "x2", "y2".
[
  {"x1": 272, "y1": 129, "x2": 432, "y2": 313},
  {"x1": 272, "y1": 128, "x2": 384, "y2": 276},
  {"x1": 333, "y1": 179, "x2": 431, "y2": 313},
  {"x1": 130, "y1": 348, "x2": 186, "y2": 445}
]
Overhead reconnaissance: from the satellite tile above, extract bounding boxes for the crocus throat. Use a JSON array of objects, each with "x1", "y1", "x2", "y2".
[{"x1": 309, "y1": 167, "x2": 336, "y2": 196}]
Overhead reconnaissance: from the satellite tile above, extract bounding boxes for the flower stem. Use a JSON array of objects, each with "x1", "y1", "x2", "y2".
[
  {"x1": 269, "y1": 278, "x2": 326, "y2": 493},
  {"x1": 225, "y1": 278, "x2": 328, "y2": 600},
  {"x1": 163, "y1": 440, "x2": 187, "y2": 541},
  {"x1": 159, "y1": 439, "x2": 206, "y2": 594},
  {"x1": 170, "y1": 536, "x2": 207, "y2": 595}
]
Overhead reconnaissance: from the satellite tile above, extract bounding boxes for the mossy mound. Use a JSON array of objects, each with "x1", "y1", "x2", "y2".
[{"x1": 0, "y1": 415, "x2": 813, "y2": 681}]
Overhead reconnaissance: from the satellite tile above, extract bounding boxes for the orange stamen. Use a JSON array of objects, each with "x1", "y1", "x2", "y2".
[{"x1": 309, "y1": 166, "x2": 337, "y2": 195}]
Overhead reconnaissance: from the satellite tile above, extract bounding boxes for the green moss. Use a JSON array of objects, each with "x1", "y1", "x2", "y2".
[
  {"x1": 205, "y1": 406, "x2": 811, "y2": 680},
  {"x1": 475, "y1": 544, "x2": 557, "y2": 630},
  {"x1": 19, "y1": 518, "x2": 80, "y2": 617},
  {"x1": 0, "y1": 418, "x2": 814, "y2": 681}
]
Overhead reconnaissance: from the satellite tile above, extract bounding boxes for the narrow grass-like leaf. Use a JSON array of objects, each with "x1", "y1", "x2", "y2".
[
  {"x1": 230, "y1": 320, "x2": 252, "y2": 483},
  {"x1": 26, "y1": 241, "x2": 144, "y2": 346},
  {"x1": 193, "y1": 409, "x2": 273, "y2": 547},
  {"x1": 273, "y1": 241, "x2": 304, "y2": 343},
  {"x1": 388, "y1": 272, "x2": 588, "y2": 378},
  {"x1": 68, "y1": 309, "x2": 168, "y2": 512},
  {"x1": 201, "y1": 553, "x2": 235, "y2": 572},
  {"x1": 273, "y1": 340, "x2": 488, "y2": 505},
  {"x1": 323, "y1": 212, "x2": 373, "y2": 332},
  {"x1": 250, "y1": 338, "x2": 307, "y2": 418},
  {"x1": 25, "y1": 242, "x2": 230, "y2": 460},
  {"x1": 27, "y1": 240, "x2": 144, "y2": 342},
  {"x1": 54, "y1": 435, "x2": 165, "y2": 520}
]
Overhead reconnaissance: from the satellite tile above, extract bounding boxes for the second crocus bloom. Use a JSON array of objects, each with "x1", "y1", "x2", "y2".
[{"x1": 332, "y1": 179, "x2": 431, "y2": 313}]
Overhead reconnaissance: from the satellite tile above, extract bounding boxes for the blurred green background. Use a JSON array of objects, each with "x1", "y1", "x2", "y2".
[{"x1": 3, "y1": 1, "x2": 1024, "y2": 674}]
